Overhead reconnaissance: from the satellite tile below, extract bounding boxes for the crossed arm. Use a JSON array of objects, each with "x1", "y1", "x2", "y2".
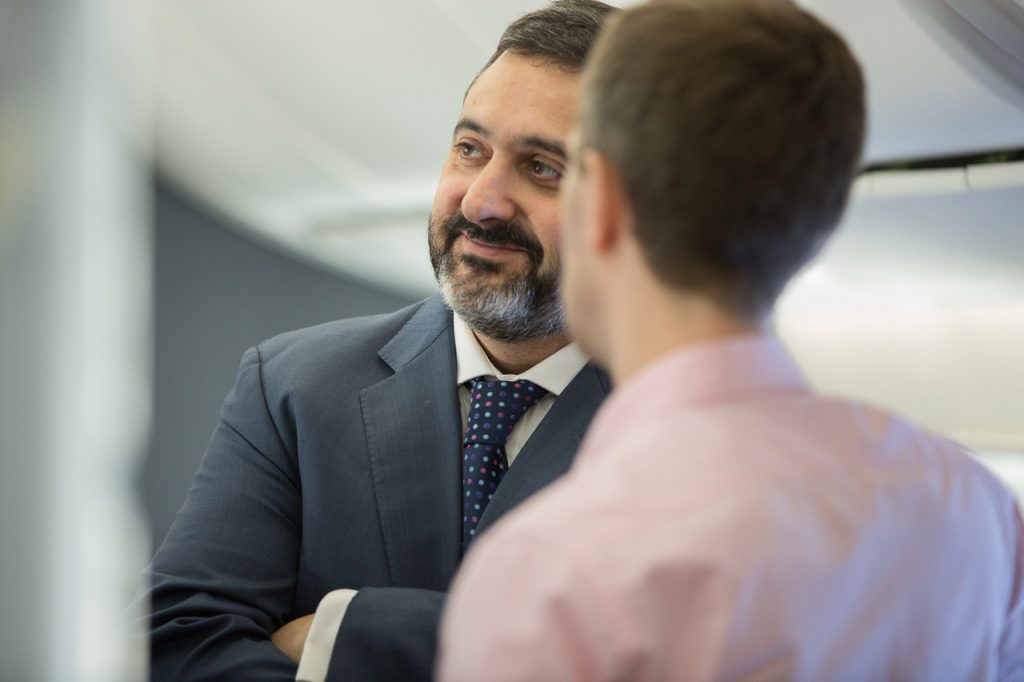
[{"x1": 144, "y1": 346, "x2": 448, "y2": 681}]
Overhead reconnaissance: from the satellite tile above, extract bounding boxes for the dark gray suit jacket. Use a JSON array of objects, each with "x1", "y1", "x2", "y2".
[{"x1": 146, "y1": 295, "x2": 610, "y2": 681}]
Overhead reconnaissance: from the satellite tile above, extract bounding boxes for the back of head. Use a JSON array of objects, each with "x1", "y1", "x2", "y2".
[
  {"x1": 581, "y1": 0, "x2": 865, "y2": 318},
  {"x1": 480, "y1": 0, "x2": 617, "y2": 76}
]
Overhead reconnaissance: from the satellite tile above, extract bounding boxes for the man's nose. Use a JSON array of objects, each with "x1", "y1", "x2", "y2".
[{"x1": 461, "y1": 161, "x2": 517, "y2": 226}]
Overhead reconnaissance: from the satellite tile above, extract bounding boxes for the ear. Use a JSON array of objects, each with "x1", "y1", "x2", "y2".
[{"x1": 580, "y1": 149, "x2": 631, "y2": 257}]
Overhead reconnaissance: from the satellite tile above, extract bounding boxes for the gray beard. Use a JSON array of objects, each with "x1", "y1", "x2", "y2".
[{"x1": 435, "y1": 253, "x2": 566, "y2": 343}]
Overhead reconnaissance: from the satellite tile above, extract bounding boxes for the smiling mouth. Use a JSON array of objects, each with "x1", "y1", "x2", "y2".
[{"x1": 461, "y1": 235, "x2": 527, "y2": 257}]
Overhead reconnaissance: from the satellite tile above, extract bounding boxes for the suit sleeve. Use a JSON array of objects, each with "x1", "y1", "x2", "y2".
[
  {"x1": 314, "y1": 587, "x2": 446, "y2": 681},
  {"x1": 145, "y1": 346, "x2": 302, "y2": 681}
]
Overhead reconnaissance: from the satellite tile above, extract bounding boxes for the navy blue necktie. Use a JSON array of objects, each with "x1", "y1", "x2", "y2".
[{"x1": 461, "y1": 378, "x2": 548, "y2": 552}]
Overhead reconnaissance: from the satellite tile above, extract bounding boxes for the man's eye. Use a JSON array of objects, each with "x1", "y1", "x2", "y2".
[
  {"x1": 455, "y1": 142, "x2": 481, "y2": 158},
  {"x1": 529, "y1": 160, "x2": 562, "y2": 181}
]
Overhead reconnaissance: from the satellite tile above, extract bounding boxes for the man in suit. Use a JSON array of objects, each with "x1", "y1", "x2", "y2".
[{"x1": 144, "y1": 1, "x2": 615, "y2": 680}]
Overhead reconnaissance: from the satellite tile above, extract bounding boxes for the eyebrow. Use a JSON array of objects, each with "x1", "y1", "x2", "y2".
[{"x1": 453, "y1": 118, "x2": 567, "y2": 161}]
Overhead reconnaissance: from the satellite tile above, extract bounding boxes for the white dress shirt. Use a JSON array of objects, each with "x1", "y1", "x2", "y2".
[{"x1": 295, "y1": 313, "x2": 586, "y2": 681}]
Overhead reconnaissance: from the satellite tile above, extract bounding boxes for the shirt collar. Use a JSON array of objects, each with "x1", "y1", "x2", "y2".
[
  {"x1": 580, "y1": 333, "x2": 808, "y2": 458},
  {"x1": 453, "y1": 313, "x2": 587, "y2": 397}
]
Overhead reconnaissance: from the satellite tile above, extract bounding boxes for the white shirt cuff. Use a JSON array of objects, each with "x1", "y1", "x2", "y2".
[{"x1": 295, "y1": 589, "x2": 358, "y2": 682}]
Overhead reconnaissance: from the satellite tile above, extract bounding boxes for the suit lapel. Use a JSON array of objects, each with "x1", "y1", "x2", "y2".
[
  {"x1": 476, "y1": 364, "x2": 611, "y2": 536},
  {"x1": 359, "y1": 297, "x2": 462, "y2": 590}
]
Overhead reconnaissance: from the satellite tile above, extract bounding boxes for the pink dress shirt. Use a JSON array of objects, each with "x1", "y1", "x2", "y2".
[{"x1": 439, "y1": 335, "x2": 1024, "y2": 681}]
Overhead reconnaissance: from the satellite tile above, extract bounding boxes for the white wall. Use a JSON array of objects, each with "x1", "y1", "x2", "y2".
[{"x1": 777, "y1": 177, "x2": 1024, "y2": 498}]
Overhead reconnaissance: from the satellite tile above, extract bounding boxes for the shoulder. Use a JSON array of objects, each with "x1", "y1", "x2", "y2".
[
  {"x1": 263, "y1": 297, "x2": 437, "y2": 356},
  {"x1": 247, "y1": 295, "x2": 451, "y2": 392}
]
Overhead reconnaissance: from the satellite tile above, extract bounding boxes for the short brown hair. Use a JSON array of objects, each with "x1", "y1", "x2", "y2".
[
  {"x1": 481, "y1": 0, "x2": 617, "y2": 74},
  {"x1": 581, "y1": 0, "x2": 866, "y2": 316}
]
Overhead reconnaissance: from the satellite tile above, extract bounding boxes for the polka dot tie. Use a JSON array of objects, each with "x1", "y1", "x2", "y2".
[{"x1": 462, "y1": 378, "x2": 548, "y2": 553}]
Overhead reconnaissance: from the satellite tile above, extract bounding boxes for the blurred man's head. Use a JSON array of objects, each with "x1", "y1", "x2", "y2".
[
  {"x1": 562, "y1": 0, "x2": 865, "y2": 361},
  {"x1": 429, "y1": 0, "x2": 615, "y2": 344}
]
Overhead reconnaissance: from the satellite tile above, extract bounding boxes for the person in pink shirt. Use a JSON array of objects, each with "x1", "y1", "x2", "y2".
[{"x1": 438, "y1": 0, "x2": 1024, "y2": 679}]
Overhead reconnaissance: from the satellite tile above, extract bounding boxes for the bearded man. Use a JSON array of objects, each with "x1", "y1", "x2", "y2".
[{"x1": 142, "y1": 2, "x2": 615, "y2": 681}]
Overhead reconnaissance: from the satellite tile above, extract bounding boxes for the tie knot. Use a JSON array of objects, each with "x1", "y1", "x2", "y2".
[{"x1": 464, "y1": 378, "x2": 548, "y2": 447}]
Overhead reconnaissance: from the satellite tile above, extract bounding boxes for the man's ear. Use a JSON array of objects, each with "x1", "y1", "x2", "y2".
[{"x1": 580, "y1": 149, "x2": 631, "y2": 256}]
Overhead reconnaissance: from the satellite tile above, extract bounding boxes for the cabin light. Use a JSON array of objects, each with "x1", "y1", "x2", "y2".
[
  {"x1": 966, "y1": 160, "x2": 1024, "y2": 189},
  {"x1": 870, "y1": 168, "x2": 968, "y2": 197},
  {"x1": 794, "y1": 265, "x2": 830, "y2": 286}
]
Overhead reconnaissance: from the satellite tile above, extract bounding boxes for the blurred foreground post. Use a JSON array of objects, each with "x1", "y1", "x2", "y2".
[{"x1": 0, "y1": 0, "x2": 152, "y2": 679}]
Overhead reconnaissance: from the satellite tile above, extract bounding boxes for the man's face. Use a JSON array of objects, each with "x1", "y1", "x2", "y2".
[
  {"x1": 558, "y1": 128, "x2": 604, "y2": 363},
  {"x1": 429, "y1": 52, "x2": 581, "y2": 343}
]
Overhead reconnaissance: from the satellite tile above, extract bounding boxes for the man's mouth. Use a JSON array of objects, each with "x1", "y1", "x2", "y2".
[
  {"x1": 434, "y1": 212, "x2": 544, "y2": 270},
  {"x1": 465, "y1": 235, "x2": 524, "y2": 251},
  {"x1": 460, "y1": 234, "x2": 528, "y2": 260}
]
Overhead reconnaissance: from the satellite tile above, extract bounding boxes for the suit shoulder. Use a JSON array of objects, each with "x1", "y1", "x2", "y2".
[
  {"x1": 259, "y1": 298, "x2": 430, "y2": 360},
  {"x1": 245, "y1": 296, "x2": 451, "y2": 395}
]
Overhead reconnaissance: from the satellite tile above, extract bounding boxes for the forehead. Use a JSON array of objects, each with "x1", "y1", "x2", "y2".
[{"x1": 460, "y1": 52, "x2": 581, "y2": 144}]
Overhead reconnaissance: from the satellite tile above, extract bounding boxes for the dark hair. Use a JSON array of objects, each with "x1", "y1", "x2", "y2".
[
  {"x1": 481, "y1": 0, "x2": 617, "y2": 74},
  {"x1": 581, "y1": 0, "x2": 866, "y2": 317}
]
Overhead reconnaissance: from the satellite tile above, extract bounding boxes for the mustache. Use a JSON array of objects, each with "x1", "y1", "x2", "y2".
[{"x1": 440, "y1": 213, "x2": 544, "y2": 265}]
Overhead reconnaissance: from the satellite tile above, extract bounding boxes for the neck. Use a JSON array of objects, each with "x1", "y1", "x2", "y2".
[
  {"x1": 603, "y1": 275, "x2": 765, "y2": 386},
  {"x1": 610, "y1": 313, "x2": 761, "y2": 386},
  {"x1": 474, "y1": 330, "x2": 572, "y2": 375}
]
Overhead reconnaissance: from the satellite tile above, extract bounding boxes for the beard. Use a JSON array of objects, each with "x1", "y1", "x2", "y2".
[{"x1": 428, "y1": 212, "x2": 566, "y2": 343}]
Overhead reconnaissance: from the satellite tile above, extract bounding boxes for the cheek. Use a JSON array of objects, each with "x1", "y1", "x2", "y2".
[
  {"x1": 564, "y1": 258, "x2": 607, "y2": 362},
  {"x1": 557, "y1": 207, "x2": 584, "y2": 276},
  {"x1": 534, "y1": 204, "x2": 564, "y2": 258},
  {"x1": 559, "y1": 171, "x2": 585, "y2": 249},
  {"x1": 559, "y1": 217, "x2": 595, "y2": 338},
  {"x1": 562, "y1": 257, "x2": 589, "y2": 345},
  {"x1": 431, "y1": 163, "x2": 466, "y2": 216}
]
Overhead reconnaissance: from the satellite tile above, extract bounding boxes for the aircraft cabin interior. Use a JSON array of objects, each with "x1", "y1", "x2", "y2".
[{"x1": 1, "y1": 0, "x2": 1021, "y2": 679}]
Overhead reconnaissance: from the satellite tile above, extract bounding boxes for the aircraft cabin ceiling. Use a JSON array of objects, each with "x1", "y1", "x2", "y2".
[
  {"x1": 155, "y1": 0, "x2": 1024, "y2": 296},
  {"x1": 155, "y1": 0, "x2": 1024, "y2": 454}
]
